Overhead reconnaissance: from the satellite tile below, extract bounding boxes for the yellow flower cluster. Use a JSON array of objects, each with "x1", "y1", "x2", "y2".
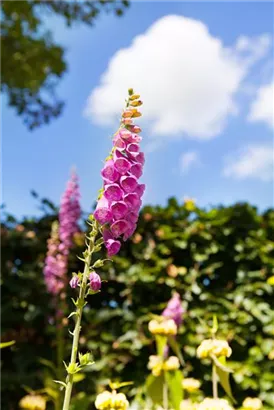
[
  {"x1": 148, "y1": 355, "x2": 180, "y2": 376},
  {"x1": 95, "y1": 391, "x2": 129, "y2": 410},
  {"x1": 19, "y1": 395, "x2": 46, "y2": 410},
  {"x1": 197, "y1": 398, "x2": 234, "y2": 410},
  {"x1": 148, "y1": 318, "x2": 177, "y2": 336},
  {"x1": 197, "y1": 339, "x2": 232, "y2": 359},
  {"x1": 242, "y1": 397, "x2": 262, "y2": 410},
  {"x1": 182, "y1": 378, "x2": 201, "y2": 392}
]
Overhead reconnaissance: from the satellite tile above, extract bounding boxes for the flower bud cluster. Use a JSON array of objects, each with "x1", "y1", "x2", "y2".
[
  {"x1": 182, "y1": 378, "x2": 201, "y2": 393},
  {"x1": 95, "y1": 391, "x2": 129, "y2": 410},
  {"x1": 148, "y1": 355, "x2": 180, "y2": 376},
  {"x1": 242, "y1": 398, "x2": 262, "y2": 410},
  {"x1": 197, "y1": 339, "x2": 232, "y2": 359},
  {"x1": 19, "y1": 395, "x2": 46, "y2": 410},
  {"x1": 148, "y1": 318, "x2": 177, "y2": 336},
  {"x1": 197, "y1": 398, "x2": 234, "y2": 410}
]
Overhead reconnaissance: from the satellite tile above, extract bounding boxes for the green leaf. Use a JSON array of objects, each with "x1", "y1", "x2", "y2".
[
  {"x1": 168, "y1": 336, "x2": 185, "y2": 365},
  {"x1": 213, "y1": 357, "x2": 236, "y2": 403},
  {"x1": 109, "y1": 381, "x2": 133, "y2": 390},
  {"x1": 211, "y1": 315, "x2": 218, "y2": 335},
  {"x1": 165, "y1": 370, "x2": 183, "y2": 410},
  {"x1": 146, "y1": 373, "x2": 164, "y2": 405},
  {"x1": 0, "y1": 340, "x2": 15, "y2": 349}
]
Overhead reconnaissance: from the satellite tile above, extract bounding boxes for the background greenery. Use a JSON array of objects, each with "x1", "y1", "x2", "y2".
[{"x1": 1, "y1": 197, "x2": 274, "y2": 409}]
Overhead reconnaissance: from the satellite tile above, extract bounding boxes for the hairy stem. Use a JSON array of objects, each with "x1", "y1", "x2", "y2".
[
  {"x1": 62, "y1": 222, "x2": 97, "y2": 410},
  {"x1": 212, "y1": 363, "x2": 218, "y2": 399}
]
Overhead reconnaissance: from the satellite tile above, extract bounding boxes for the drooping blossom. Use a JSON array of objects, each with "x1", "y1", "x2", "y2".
[
  {"x1": 89, "y1": 272, "x2": 101, "y2": 291},
  {"x1": 162, "y1": 292, "x2": 184, "y2": 327},
  {"x1": 94, "y1": 90, "x2": 145, "y2": 257}
]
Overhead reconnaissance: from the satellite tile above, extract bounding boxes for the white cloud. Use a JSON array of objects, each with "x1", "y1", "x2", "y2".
[
  {"x1": 248, "y1": 81, "x2": 274, "y2": 128},
  {"x1": 84, "y1": 15, "x2": 271, "y2": 148},
  {"x1": 180, "y1": 151, "x2": 200, "y2": 174},
  {"x1": 223, "y1": 143, "x2": 274, "y2": 181}
]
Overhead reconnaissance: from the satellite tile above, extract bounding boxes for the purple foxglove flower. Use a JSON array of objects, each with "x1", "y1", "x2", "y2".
[
  {"x1": 105, "y1": 238, "x2": 121, "y2": 257},
  {"x1": 110, "y1": 219, "x2": 129, "y2": 237},
  {"x1": 94, "y1": 195, "x2": 112, "y2": 224},
  {"x1": 120, "y1": 175, "x2": 138, "y2": 193},
  {"x1": 70, "y1": 276, "x2": 79, "y2": 289},
  {"x1": 102, "y1": 228, "x2": 114, "y2": 242},
  {"x1": 59, "y1": 171, "x2": 81, "y2": 249},
  {"x1": 118, "y1": 128, "x2": 134, "y2": 141},
  {"x1": 130, "y1": 162, "x2": 143, "y2": 179},
  {"x1": 134, "y1": 152, "x2": 145, "y2": 165},
  {"x1": 113, "y1": 136, "x2": 126, "y2": 151},
  {"x1": 95, "y1": 93, "x2": 145, "y2": 254},
  {"x1": 104, "y1": 183, "x2": 123, "y2": 201},
  {"x1": 126, "y1": 143, "x2": 140, "y2": 158},
  {"x1": 110, "y1": 201, "x2": 128, "y2": 220},
  {"x1": 123, "y1": 222, "x2": 137, "y2": 241},
  {"x1": 123, "y1": 193, "x2": 141, "y2": 209},
  {"x1": 89, "y1": 271, "x2": 101, "y2": 291},
  {"x1": 101, "y1": 159, "x2": 120, "y2": 183},
  {"x1": 136, "y1": 183, "x2": 146, "y2": 198},
  {"x1": 125, "y1": 211, "x2": 139, "y2": 223},
  {"x1": 113, "y1": 153, "x2": 132, "y2": 175},
  {"x1": 162, "y1": 292, "x2": 184, "y2": 327}
]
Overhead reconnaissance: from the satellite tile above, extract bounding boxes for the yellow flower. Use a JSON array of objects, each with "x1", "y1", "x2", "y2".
[
  {"x1": 95, "y1": 391, "x2": 113, "y2": 409},
  {"x1": 182, "y1": 378, "x2": 201, "y2": 392},
  {"x1": 19, "y1": 395, "x2": 46, "y2": 410},
  {"x1": 112, "y1": 393, "x2": 129, "y2": 410},
  {"x1": 197, "y1": 398, "x2": 234, "y2": 410},
  {"x1": 197, "y1": 339, "x2": 232, "y2": 359},
  {"x1": 163, "y1": 356, "x2": 180, "y2": 371},
  {"x1": 95, "y1": 391, "x2": 129, "y2": 410},
  {"x1": 148, "y1": 355, "x2": 163, "y2": 377},
  {"x1": 242, "y1": 397, "x2": 262, "y2": 410},
  {"x1": 268, "y1": 349, "x2": 274, "y2": 360},
  {"x1": 148, "y1": 318, "x2": 177, "y2": 336}
]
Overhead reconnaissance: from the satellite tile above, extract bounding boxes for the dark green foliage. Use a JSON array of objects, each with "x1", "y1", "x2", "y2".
[
  {"x1": 1, "y1": 0, "x2": 129, "y2": 129},
  {"x1": 1, "y1": 198, "x2": 274, "y2": 409}
]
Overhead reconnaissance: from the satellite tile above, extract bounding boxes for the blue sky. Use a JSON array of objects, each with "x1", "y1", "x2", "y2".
[{"x1": 2, "y1": 2, "x2": 274, "y2": 219}]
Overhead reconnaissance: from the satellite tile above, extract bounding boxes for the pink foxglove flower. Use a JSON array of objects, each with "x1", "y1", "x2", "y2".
[
  {"x1": 162, "y1": 292, "x2": 184, "y2": 327},
  {"x1": 94, "y1": 90, "x2": 146, "y2": 257},
  {"x1": 89, "y1": 272, "x2": 102, "y2": 291},
  {"x1": 44, "y1": 221, "x2": 67, "y2": 295},
  {"x1": 59, "y1": 171, "x2": 81, "y2": 250},
  {"x1": 44, "y1": 171, "x2": 81, "y2": 295}
]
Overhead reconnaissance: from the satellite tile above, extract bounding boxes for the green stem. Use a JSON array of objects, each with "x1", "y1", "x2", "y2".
[
  {"x1": 62, "y1": 223, "x2": 97, "y2": 410},
  {"x1": 212, "y1": 363, "x2": 218, "y2": 399},
  {"x1": 163, "y1": 373, "x2": 168, "y2": 410}
]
